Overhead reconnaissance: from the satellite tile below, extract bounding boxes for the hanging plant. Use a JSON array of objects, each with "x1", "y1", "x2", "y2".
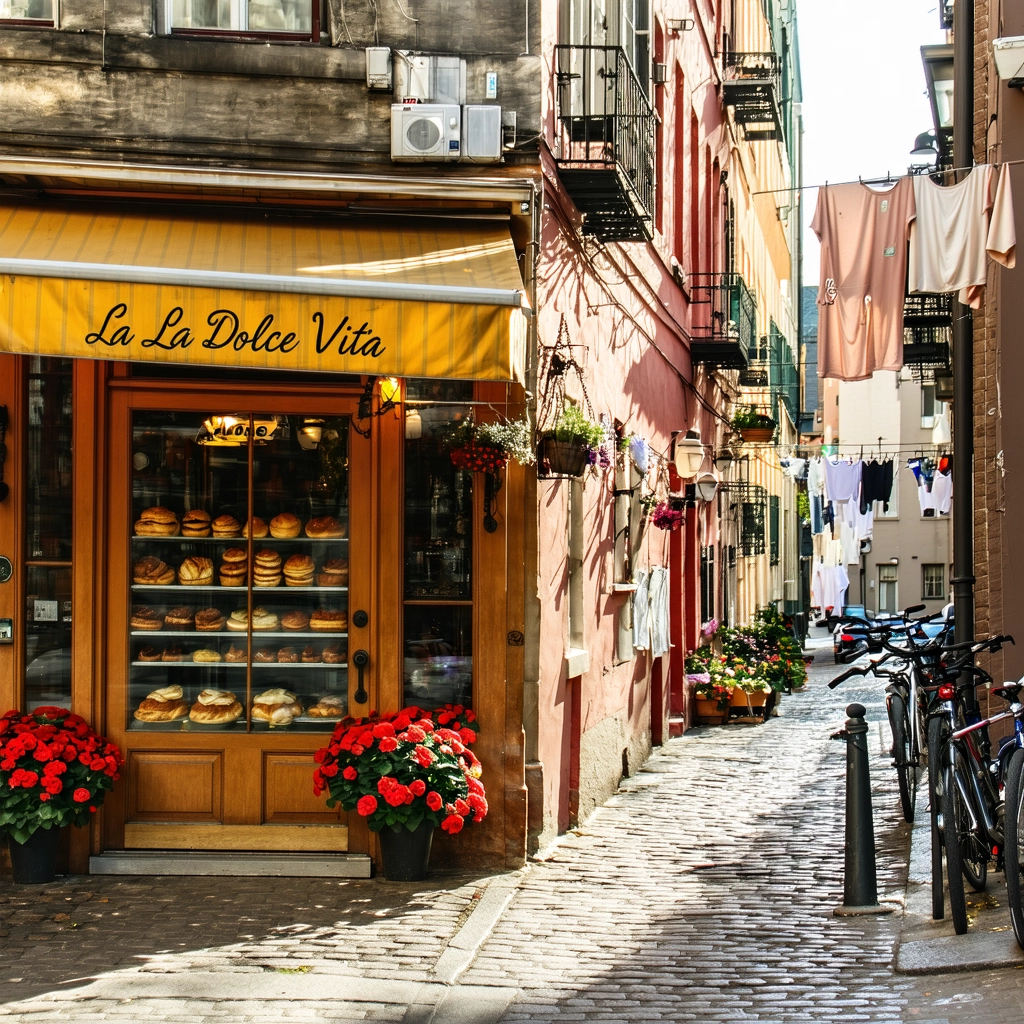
[
  {"x1": 538, "y1": 407, "x2": 607, "y2": 479},
  {"x1": 639, "y1": 490, "x2": 659, "y2": 525},
  {"x1": 445, "y1": 417, "x2": 535, "y2": 474},
  {"x1": 652, "y1": 501, "x2": 683, "y2": 531}
]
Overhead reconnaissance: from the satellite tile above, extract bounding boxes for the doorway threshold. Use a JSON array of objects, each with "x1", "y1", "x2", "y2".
[{"x1": 89, "y1": 850, "x2": 372, "y2": 877}]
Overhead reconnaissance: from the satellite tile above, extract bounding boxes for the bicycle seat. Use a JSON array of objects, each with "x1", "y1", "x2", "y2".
[{"x1": 993, "y1": 684, "x2": 1023, "y2": 703}]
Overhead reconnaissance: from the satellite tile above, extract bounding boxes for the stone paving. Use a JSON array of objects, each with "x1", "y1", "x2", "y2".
[{"x1": 3, "y1": 650, "x2": 1024, "y2": 1021}]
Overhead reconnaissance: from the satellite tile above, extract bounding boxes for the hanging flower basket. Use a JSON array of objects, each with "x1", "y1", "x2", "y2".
[
  {"x1": 739, "y1": 426, "x2": 775, "y2": 443},
  {"x1": 537, "y1": 438, "x2": 589, "y2": 478},
  {"x1": 449, "y1": 442, "x2": 508, "y2": 474}
]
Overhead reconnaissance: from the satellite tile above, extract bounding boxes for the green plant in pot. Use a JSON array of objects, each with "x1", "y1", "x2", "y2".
[
  {"x1": 0, "y1": 707, "x2": 123, "y2": 883},
  {"x1": 314, "y1": 704, "x2": 485, "y2": 881},
  {"x1": 731, "y1": 405, "x2": 776, "y2": 440},
  {"x1": 446, "y1": 417, "x2": 535, "y2": 473},
  {"x1": 538, "y1": 407, "x2": 606, "y2": 478}
]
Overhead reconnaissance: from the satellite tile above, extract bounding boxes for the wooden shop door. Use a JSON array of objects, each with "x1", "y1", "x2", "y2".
[{"x1": 103, "y1": 385, "x2": 379, "y2": 852}]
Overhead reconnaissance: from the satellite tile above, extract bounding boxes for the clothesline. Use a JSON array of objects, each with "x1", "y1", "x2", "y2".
[
  {"x1": 781, "y1": 443, "x2": 949, "y2": 454},
  {"x1": 751, "y1": 157, "x2": 1024, "y2": 197}
]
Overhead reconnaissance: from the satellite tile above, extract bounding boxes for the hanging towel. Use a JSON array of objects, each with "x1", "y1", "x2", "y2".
[
  {"x1": 908, "y1": 164, "x2": 1016, "y2": 308},
  {"x1": 649, "y1": 567, "x2": 670, "y2": 657},
  {"x1": 812, "y1": 178, "x2": 916, "y2": 381},
  {"x1": 632, "y1": 569, "x2": 650, "y2": 651}
]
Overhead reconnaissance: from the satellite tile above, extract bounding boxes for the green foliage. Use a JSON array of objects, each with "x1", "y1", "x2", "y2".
[
  {"x1": 796, "y1": 488, "x2": 810, "y2": 522},
  {"x1": 549, "y1": 406, "x2": 606, "y2": 448},
  {"x1": 475, "y1": 418, "x2": 536, "y2": 465},
  {"x1": 731, "y1": 405, "x2": 776, "y2": 430}
]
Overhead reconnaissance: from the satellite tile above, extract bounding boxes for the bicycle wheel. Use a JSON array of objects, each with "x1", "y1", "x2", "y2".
[
  {"x1": 890, "y1": 692, "x2": 915, "y2": 823},
  {"x1": 928, "y1": 715, "x2": 947, "y2": 920},
  {"x1": 942, "y1": 749, "x2": 970, "y2": 933},
  {"x1": 1003, "y1": 747, "x2": 1024, "y2": 951}
]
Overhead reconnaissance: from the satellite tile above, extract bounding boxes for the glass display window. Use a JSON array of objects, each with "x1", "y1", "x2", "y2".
[{"x1": 128, "y1": 411, "x2": 349, "y2": 732}]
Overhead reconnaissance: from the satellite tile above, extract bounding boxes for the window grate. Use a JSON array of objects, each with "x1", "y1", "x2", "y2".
[{"x1": 769, "y1": 495, "x2": 780, "y2": 566}]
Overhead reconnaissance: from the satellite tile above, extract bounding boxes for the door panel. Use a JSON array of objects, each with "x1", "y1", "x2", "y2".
[
  {"x1": 128, "y1": 750, "x2": 223, "y2": 821},
  {"x1": 263, "y1": 753, "x2": 344, "y2": 823}
]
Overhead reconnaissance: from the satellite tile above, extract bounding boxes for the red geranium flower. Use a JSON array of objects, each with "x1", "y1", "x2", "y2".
[
  {"x1": 73, "y1": 787, "x2": 91, "y2": 803},
  {"x1": 409, "y1": 779, "x2": 426, "y2": 797},
  {"x1": 426, "y1": 791, "x2": 443, "y2": 811},
  {"x1": 356, "y1": 794, "x2": 378, "y2": 816},
  {"x1": 441, "y1": 813, "x2": 464, "y2": 834},
  {"x1": 378, "y1": 736, "x2": 398, "y2": 753},
  {"x1": 342, "y1": 766, "x2": 358, "y2": 781},
  {"x1": 412, "y1": 745, "x2": 435, "y2": 768}
]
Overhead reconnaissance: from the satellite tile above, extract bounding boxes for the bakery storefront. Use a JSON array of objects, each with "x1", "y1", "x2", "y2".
[{"x1": 0, "y1": 191, "x2": 530, "y2": 875}]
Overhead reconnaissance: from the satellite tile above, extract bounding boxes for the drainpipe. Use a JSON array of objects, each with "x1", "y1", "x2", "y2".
[{"x1": 951, "y1": 0, "x2": 974, "y2": 646}]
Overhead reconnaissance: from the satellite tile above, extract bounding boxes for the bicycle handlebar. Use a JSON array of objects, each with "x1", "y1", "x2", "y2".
[{"x1": 829, "y1": 666, "x2": 868, "y2": 689}]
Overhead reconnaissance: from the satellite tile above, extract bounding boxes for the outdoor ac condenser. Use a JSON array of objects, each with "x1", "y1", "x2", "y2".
[
  {"x1": 462, "y1": 105, "x2": 502, "y2": 162},
  {"x1": 391, "y1": 104, "x2": 462, "y2": 162}
]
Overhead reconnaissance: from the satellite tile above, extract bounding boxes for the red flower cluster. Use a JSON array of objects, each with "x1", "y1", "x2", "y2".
[
  {"x1": 313, "y1": 704, "x2": 485, "y2": 837},
  {"x1": 449, "y1": 443, "x2": 507, "y2": 474},
  {"x1": 0, "y1": 707, "x2": 124, "y2": 844}
]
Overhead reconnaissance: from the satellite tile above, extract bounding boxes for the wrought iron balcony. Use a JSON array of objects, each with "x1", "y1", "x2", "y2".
[
  {"x1": 903, "y1": 293, "x2": 951, "y2": 373},
  {"x1": 722, "y1": 52, "x2": 783, "y2": 142},
  {"x1": 554, "y1": 45, "x2": 656, "y2": 242},
  {"x1": 689, "y1": 273, "x2": 757, "y2": 370}
]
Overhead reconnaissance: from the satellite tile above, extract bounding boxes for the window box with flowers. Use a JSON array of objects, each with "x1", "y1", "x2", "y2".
[
  {"x1": 731, "y1": 405, "x2": 776, "y2": 443},
  {"x1": 445, "y1": 417, "x2": 535, "y2": 474},
  {"x1": 313, "y1": 704, "x2": 484, "y2": 881},
  {"x1": 0, "y1": 707, "x2": 123, "y2": 884}
]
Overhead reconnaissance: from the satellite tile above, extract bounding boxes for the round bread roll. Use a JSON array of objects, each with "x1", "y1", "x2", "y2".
[
  {"x1": 137, "y1": 645, "x2": 162, "y2": 662},
  {"x1": 316, "y1": 570, "x2": 349, "y2": 587},
  {"x1": 322, "y1": 643, "x2": 347, "y2": 664},
  {"x1": 195, "y1": 608, "x2": 226, "y2": 631},
  {"x1": 227, "y1": 609, "x2": 250, "y2": 631},
  {"x1": 309, "y1": 609, "x2": 347, "y2": 631},
  {"x1": 305, "y1": 516, "x2": 345, "y2": 539},
  {"x1": 269, "y1": 513, "x2": 301, "y2": 538},
  {"x1": 133, "y1": 556, "x2": 168, "y2": 584},
  {"x1": 139, "y1": 507, "x2": 178, "y2": 525},
  {"x1": 178, "y1": 557, "x2": 214, "y2": 585},
  {"x1": 281, "y1": 610, "x2": 310, "y2": 631},
  {"x1": 244, "y1": 517, "x2": 269, "y2": 539},
  {"x1": 183, "y1": 509, "x2": 211, "y2": 525},
  {"x1": 307, "y1": 695, "x2": 346, "y2": 718},
  {"x1": 134, "y1": 696, "x2": 190, "y2": 722},
  {"x1": 252, "y1": 609, "x2": 280, "y2": 631},
  {"x1": 135, "y1": 519, "x2": 180, "y2": 536},
  {"x1": 219, "y1": 569, "x2": 247, "y2": 587},
  {"x1": 212, "y1": 514, "x2": 242, "y2": 536},
  {"x1": 192, "y1": 649, "x2": 222, "y2": 663},
  {"x1": 164, "y1": 606, "x2": 194, "y2": 629},
  {"x1": 254, "y1": 648, "x2": 277, "y2": 663},
  {"x1": 255, "y1": 549, "x2": 282, "y2": 567},
  {"x1": 253, "y1": 574, "x2": 283, "y2": 588},
  {"x1": 161, "y1": 645, "x2": 184, "y2": 662},
  {"x1": 221, "y1": 548, "x2": 247, "y2": 564},
  {"x1": 301, "y1": 645, "x2": 321, "y2": 664},
  {"x1": 131, "y1": 608, "x2": 163, "y2": 631},
  {"x1": 277, "y1": 646, "x2": 299, "y2": 664},
  {"x1": 189, "y1": 690, "x2": 243, "y2": 724},
  {"x1": 225, "y1": 644, "x2": 247, "y2": 663},
  {"x1": 284, "y1": 554, "x2": 314, "y2": 574},
  {"x1": 251, "y1": 688, "x2": 303, "y2": 723}
]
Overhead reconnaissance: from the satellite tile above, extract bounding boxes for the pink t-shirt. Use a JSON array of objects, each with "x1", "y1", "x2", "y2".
[{"x1": 812, "y1": 178, "x2": 916, "y2": 382}]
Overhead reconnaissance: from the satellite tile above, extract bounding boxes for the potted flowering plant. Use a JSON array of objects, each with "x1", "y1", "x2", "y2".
[
  {"x1": 728, "y1": 673, "x2": 773, "y2": 719},
  {"x1": 446, "y1": 418, "x2": 535, "y2": 474},
  {"x1": 0, "y1": 707, "x2": 123, "y2": 884},
  {"x1": 538, "y1": 407, "x2": 606, "y2": 478},
  {"x1": 313, "y1": 704, "x2": 486, "y2": 881},
  {"x1": 731, "y1": 405, "x2": 776, "y2": 443}
]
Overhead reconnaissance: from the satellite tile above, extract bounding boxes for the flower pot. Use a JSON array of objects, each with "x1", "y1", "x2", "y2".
[
  {"x1": 739, "y1": 426, "x2": 775, "y2": 443},
  {"x1": 378, "y1": 820, "x2": 435, "y2": 881},
  {"x1": 694, "y1": 698, "x2": 726, "y2": 725},
  {"x1": 538, "y1": 438, "x2": 589, "y2": 478},
  {"x1": 7, "y1": 826, "x2": 61, "y2": 884},
  {"x1": 450, "y1": 443, "x2": 507, "y2": 474},
  {"x1": 730, "y1": 688, "x2": 767, "y2": 709}
]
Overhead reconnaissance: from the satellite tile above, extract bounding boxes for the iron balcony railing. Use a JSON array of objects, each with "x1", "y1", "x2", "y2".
[
  {"x1": 554, "y1": 45, "x2": 656, "y2": 241},
  {"x1": 722, "y1": 52, "x2": 783, "y2": 141},
  {"x1": 690, "y1": 273, "x2": 758, "y2": 368}
]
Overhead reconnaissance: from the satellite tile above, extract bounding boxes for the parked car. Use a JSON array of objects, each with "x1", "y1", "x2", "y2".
[{"x1": 832, "y1": 605, "x2": 876, "y2": 664}]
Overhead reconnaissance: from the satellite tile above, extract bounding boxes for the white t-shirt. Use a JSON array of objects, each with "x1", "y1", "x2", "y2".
[{"x1": 908, "y1": 164, "x2": 1016, "y2": 308}]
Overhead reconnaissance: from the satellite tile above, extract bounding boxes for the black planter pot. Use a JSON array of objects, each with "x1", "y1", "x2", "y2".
[
  {"x1": 538, "y1": 438, "x2": 589, "y2": 478},
  {"x1": 377, "y1": 820, "x2": 435, "y2": 881},
  {"x1": 7, "y1": 826, "x2": 61, "y2": 884}
]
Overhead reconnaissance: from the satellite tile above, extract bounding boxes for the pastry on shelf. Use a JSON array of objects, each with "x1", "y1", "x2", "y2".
[
  {"x1": 305, "y1": 516, "x2": 345, "y2": 539},
  {"x1": 189, "y1": 689, "x2": 242, "y2": 724},
  {"x1": 182, "y1": 509, "x2": 212, "y2": 537},
  {"x1": 192, "y1": 648, "x2": 222, "y2": 663},
  {"x1": 277, "y1": 646, "x2": 299, "y2": 664},
  {"x1": 178, "y1": 556, "x2": 214, "y2": 586},
  {"x1": 133, "y1": 556, "x2": 176, "y2": 586},
  {"x1": 219, "y1": 548, "x2": 248, "y2": 587},
  {"x1": 135, "y1": 507, "x2": 180, "y2": 537},
  {"x1": 254, "y1": 648, "x2": 277, "y2": 663},
  {"x1": 281, "y1": 610, "x2": 310, "y2": 631},
  {"x1": 212, "y1": 514, "x2": 242, "y2": 538},
  {"x1": 161, "y1": 645, "x2": 185, "y2": 662},
  {"x1": 137, "y1": 645, "x2": 162, "y2": 662},
  {"x1": 310, "y1": 609, "x2": 347, "y2": 632},
  {"x1": 134, "y1": 685, "x2": 190, "y2": 722},
  {"x1": 316, "y1": 558, "x2": 349, "y2": 588},
  {"x1": 226, "y1": 607, "x2": 280, "y2": 632},
  {"x1": 307, "y1": 694, "x2": 346, "y2": 718},
  {"x1": 244, "y1": 516, "x2": 269, "y2": 539},
  {"x1": 301, "y1": 645, "x2": 321, "y2": 664},
  {"x1": 269, "y1": 513, "x2": 301, "y2": 538},
  {"x1": 322, "y1": 642, "x2": 347, "y2": 664},
  {"x1": 251, "y1": 687, "x2": 303, "y2": 724},
  {"x1": 131, "y1": 607, "x2": 163, "y2": 631},
  {"x1": 225, "y1": 644, "x2": 248, "y2": 664},
  {"x1": 254, "y1": 549, "x2": 283, "y2": 588},
  {"x1": 164, "y1": 606, "x2": 194, "y2": 630},
  {"x1": 195, "y1": 607, "x2": 226, "y2": 632},
  {"x1": 283, "y1": 554, "x2": 314, "y2": 587}
]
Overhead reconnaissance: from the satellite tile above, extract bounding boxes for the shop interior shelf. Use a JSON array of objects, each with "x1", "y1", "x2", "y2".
[
  {"x1": 131, "y1": 630, "x2": 348, "y2": 638},
  {"x1": 132, "y1": 536, "x2": 348, "y2": 544},
  {"x1": 131, "y1": 661, "x2": 348, "y2": 668},
  {"x1": 130, "y1": 585, "x2": 348, "y2": 592}
]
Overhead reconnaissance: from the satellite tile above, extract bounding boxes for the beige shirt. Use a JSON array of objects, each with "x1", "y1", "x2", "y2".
[
  {"x1": 908, "y1": 164, "x2": 1016, "y2": 308},
  {"x1": 812, "y1": 178, "x2": 915, "y2": 382}
]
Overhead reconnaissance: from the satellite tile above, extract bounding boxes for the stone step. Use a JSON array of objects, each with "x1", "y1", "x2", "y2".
[{"x1": 89, "y1": 850, "x2": 372, "y2": 877}]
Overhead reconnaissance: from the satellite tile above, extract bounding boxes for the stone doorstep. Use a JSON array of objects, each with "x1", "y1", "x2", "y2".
[
  {"x1": 88, "y1": 850, "x2": 373, "y2": 877},
  {"x1": 895, "y1": 775, "x2": 1024, "y2": 974}
]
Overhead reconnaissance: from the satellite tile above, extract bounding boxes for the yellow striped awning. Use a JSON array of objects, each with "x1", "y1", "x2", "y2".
[{"x1": 0, "y1": 205, "x2": 528, "y2": 381}]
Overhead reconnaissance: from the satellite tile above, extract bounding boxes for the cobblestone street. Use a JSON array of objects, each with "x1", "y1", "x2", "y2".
[{"x1": 3, "y1": 651, "x2": 1024, "y2": 1022}]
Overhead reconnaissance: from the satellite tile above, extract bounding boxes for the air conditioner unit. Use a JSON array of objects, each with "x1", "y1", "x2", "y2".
[
  {"x1": 462, "y1": 105, "x2": 502, "y2": 162},
  {"x1": 393, "y1": 52, "x2": 466, "y2": 104},
  {"x1": 391, "y1": 104, "x2": 461, "y2": 162}
]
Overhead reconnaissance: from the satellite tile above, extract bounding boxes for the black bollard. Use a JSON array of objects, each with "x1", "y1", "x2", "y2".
[{"x1": 834, "y1": 702, "x2": 895, "y2": 916}]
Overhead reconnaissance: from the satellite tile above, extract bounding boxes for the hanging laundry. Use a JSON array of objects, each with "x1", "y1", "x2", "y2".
[
  {"x1": 811, "y1": 561, "x2": 850, "y2": 614},
  {"x1": 810, "y1": 494, "x2": 825, "y2": 535},
  {"x1": 812, "y1": 178, "x2": 916, "y2": 381},
  {"x1": 648, "y1": 567, "x2": 670, "y2": 657},
  {"x1": 632, "y1": 569, "x2": 650, "y2": 651},
  {"x1": 839, "y1": 521, "x2": 862, "y2": 565},
  {"x1": 931, "y1": 469, "x2": 953, "y2": 516},
  {"x1": 908, "y1": 164, "x2": 1016, "y2": 308},
  {"x1": 860, "y1": 459, "x2": 894, "y2": 513},
  {"x1": 807, "y1": 457, "x2": 826, "y2": 499},
  {"x1": 823, "y1": 457, "x2": 863, "y2": 505}
]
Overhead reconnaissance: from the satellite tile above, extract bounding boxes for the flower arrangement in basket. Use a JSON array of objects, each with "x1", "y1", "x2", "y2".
[
  {"x1": 0, "y1": 707, "x2": 123, "y2": 844},
  {"x1": 313, "y1": 704, "x2": 486, "y2": 837},
  {"x1": 652, "y1": 501, "x2": 683, "y2": 531},
  {"x1": 538, "y1": 407, "x2": 607, "y2": 478},
  {"x1": 446, "y1": 418, "x2": 535, "y2": 474}
]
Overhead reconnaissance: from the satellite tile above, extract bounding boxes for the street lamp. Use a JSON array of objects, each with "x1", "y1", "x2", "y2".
[
  {"x1": 922, "y1": 44, "x2": 954, "y2": 167},
  {"x1": 673, "y1": 429, "x2": 706, "y2": 479},
  {"x1": 714, "y1": 448, "x2": 734, "y2": 474},
  {"x1": 910, "y1": 130, "x2": 938, "y2": 169},
  {"x1": 695, "y1": 471, "x2": 720, "y2": 503}
]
